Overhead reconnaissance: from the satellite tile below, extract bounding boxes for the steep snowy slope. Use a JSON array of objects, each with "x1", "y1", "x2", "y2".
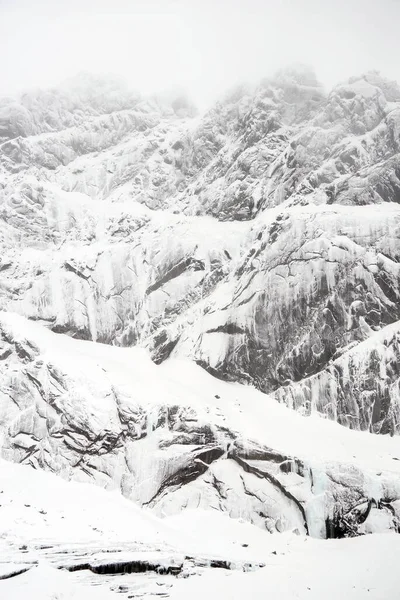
[
  {"x1": 1, "y1": 68, "x2": 400, "y2": 434},
  {"x1": 1, "y1": 312, "x2": 400, "y2": 539}
]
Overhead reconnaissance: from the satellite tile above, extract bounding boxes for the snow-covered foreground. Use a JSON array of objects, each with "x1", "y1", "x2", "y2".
[
  {"x1": 1, "y1": 458, "x2": 400, "y2": 600},
  {"x1": 169, "y1": 534, "x2": 400, "y2": 600},
  {"x1": 3, "y1": 536, "x2": 400, "y2": 600}
]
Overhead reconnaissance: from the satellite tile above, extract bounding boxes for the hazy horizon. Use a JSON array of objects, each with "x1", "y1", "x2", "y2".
[{"x1": 1, "y1": 0, "x2": 400, "y2": 109}]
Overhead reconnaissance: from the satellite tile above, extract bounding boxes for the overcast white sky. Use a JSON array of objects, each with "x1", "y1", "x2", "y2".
[{"x1": 1, "y1": 0, "x2": 399, "y2": 108}]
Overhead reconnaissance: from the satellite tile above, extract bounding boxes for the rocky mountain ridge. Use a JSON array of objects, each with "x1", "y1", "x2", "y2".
[
  {"x1": 1, "y1": 67, "x2": 400, "y2": 554},
  {"x1": 2, "y1": 67, "x2": 400, "y2": 433}
]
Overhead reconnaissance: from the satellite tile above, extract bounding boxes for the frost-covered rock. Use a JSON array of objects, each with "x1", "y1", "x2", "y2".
[
  {"x1": 2, "y1": 458, "x2": 400, "y2": 599},
  {"x1": 1, "y1": 313, "x2": 400, "y2": 539},
  {"x1": 2, "y1": 69, "x2": 400, "y2": 438},
  {"x1": 273, "y1": 319, "x2": 400, "y2": 434},
  {"x1": 151, "y1": 203, "x2": 400, "y2": 432},
  {"x1": 2, "y1": 68, "x2": 400, "y2": 553}
]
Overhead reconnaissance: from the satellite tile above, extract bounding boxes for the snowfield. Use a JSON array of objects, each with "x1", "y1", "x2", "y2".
[{"x1": 1, "y1": 458, "x2": 400, "y2": 599}]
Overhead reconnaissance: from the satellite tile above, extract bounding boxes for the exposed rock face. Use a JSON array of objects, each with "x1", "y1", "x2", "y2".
[
  {"x1": 2, "y1": 69, "x2": 400, "y2": 437},
  {"x1": 273, "y1": 320, "x2": 400, "y2": 434},
  {"x1": 1, "y1": 313, "x2": 400, "y2": 541},
  {"x1": 163, "y1": 204, "x2": 400, "y2": 395},
  {"x1": 2, "y1": 67, "x2": 400, "y2": 541}
]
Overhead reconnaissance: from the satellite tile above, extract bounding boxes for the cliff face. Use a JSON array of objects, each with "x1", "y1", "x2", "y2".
[
  {"x1": 2, "y1": 68, "x2": 400, "y2": 433},
  {"x1": 2, "y1": 312, "x2": 400, "y2": 541},
  {"x1": 1, "y1": 68, "x2": 400, "y2": 544}
]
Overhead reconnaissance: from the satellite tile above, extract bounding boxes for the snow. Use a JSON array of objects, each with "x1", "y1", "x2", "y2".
[
  {"x1": 3, "y1": 535, "x2": 400, "y2": 600},
  {"x1": 2, "y1": 69, "x2": 400, "y2": 599},
  {"x1": 2, "y1": 77, "x2": 400, "y2": 433},
  {"x1": 1, "y1": 564, "x2": 117, "y2": 600},
  {"x1": 0, "y1": 457, "x2": 180, "y2": 552},
  {"x1": 169, "y1": 534, "x2": 400, "y2": 600},
  {"x1": 4, "y1": 535, "x2": 400, "y2": 600},
  {"x1": 2, "y1": 310, "x2": 400, "y2": 476},
  {"x1": 337, "y1": 80, "x2": 380, "y2": 100},
  {"x1": 1, "y1": 310, "x2": 400, "y2": 545},
  {"x1": 1, "y1": 458, "x2": 400, "y2": 600}
]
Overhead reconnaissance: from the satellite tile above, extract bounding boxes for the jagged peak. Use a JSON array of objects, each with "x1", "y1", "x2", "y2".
[
  {"x1": 332, "y1": 70, "x2": 400, "y2": 103},
  {"x1": 359, "y1": 70, "x2": 400, "y2": 102}
]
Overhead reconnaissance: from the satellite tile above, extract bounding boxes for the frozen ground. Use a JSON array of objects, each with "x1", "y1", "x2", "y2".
[{"x1": 1, "y1": 458, "x2": 400, "y2": 599}]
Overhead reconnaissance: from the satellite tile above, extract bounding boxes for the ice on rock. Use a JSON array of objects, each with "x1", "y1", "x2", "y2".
[
  {"x1": 1, "y1": 311, "x2": 400, "y2": 542},
  {"x1": 1, "y1": 458, "x2": 400, "y2": 599},
  {"x1": 2, "y1": 69, "x2": 400, "y2": 597}
]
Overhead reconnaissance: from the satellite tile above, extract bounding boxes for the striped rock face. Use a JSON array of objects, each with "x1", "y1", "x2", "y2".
[{"x1": 1, "y1": 69, "x2": 400, "y2": 551}]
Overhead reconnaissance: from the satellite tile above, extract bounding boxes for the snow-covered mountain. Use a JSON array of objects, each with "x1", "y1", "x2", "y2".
[{"x1": 1, "y1": 67, "x2": 400, "y2": 598}]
